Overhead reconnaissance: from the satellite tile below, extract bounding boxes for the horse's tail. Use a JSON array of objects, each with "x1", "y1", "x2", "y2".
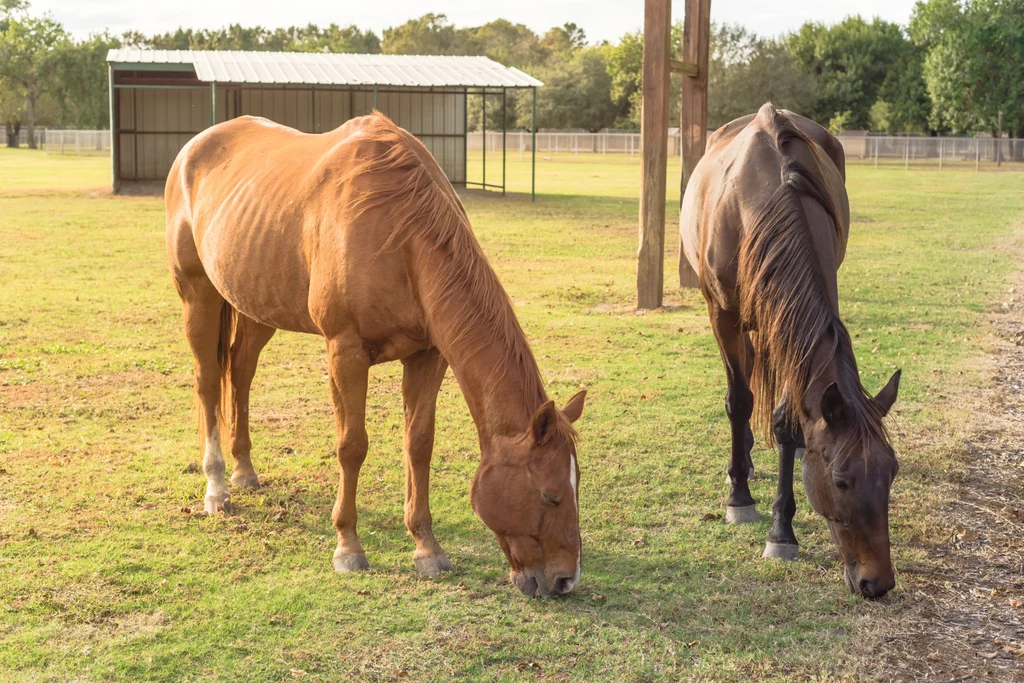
[{"x1": 215, "y1": 300, "x2": 237, "y2": 437}]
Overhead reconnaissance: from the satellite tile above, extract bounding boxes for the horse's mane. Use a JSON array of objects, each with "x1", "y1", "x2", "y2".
[
  {"x1": 332, "y1": 113, "x2": 576, "y2": 440},
  {"x1": 738, "y1": 105, "x2": 886, "y2": 462}
]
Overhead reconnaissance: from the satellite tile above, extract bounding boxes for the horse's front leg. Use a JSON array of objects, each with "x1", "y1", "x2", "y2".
[
  {"x1": 709, "y1": 306, "x2": 759, "y2": 523},
  {"x1": 763, "y1": 400, "x2": 803, "y2": 560},
  {"x1": 326, "y1": 336, "x2": 371, "y2": 572},
  {"x1": 401, "y1": 348, "x2": 454, "y2": 577}
]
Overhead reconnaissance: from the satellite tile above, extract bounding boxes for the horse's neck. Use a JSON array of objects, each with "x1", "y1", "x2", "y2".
[{"x1": 415, "y1": 244, "x2": 546, "y2": 443}]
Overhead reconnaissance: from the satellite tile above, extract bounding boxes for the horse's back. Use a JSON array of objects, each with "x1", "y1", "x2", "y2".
[
  {"x1": 165, "y1": 115, "x2": 423, "y2": 336},
  {"x1": 680, "y1": 105, "x2": 849, "y2": 309}
]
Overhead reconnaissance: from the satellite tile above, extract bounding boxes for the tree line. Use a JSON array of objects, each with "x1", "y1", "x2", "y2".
[{"x1": 2, "y1": 0, "x2": 1022, "y2": 149}]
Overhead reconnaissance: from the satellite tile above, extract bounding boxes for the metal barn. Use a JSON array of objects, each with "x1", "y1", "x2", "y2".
[{"x1": 105, "y1": 49, "x2": 541, "y2": 196}]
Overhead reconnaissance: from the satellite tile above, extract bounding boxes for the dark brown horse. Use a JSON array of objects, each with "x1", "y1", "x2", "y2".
[
  {"x1": 680, "y1": 104, "x2": 901, "y2": 598},
  {"x1": 166, "y1": 113, "x2": 586, "y2": 596}
]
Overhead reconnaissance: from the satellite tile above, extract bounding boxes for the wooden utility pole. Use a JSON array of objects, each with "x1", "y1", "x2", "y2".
[
  {"x1": 637, "y1": 0, "x2": 672, "y2": 310},
  {"x1": 678, "y1": 0, "x2": 711, "y2": 288}
]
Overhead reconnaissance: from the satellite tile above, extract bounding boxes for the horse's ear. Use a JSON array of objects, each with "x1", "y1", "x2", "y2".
[
  {"x1": 821, "y1": 382, "x2": 846, "y2": 427},
  {"x1": 562, "y1": 390, "x2": 587, "y2": 423},
  {"x1": 874, "y1": 369, "x2": 901, "y2": 416},
  {"x1": 530, "y1": 400, "x2": 558, "y2": 446}
]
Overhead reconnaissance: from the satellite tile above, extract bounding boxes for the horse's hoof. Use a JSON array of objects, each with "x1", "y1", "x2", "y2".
[
  {"x1": 230, "y1": 472, "x2": 261, "y2": 490},
  {"x1": 762, "y1": 542, "x2": 799, "y2": 560},
  {"x1": 333, "y1": 549, "x2": 370, "y2": 573},
  {"x1": 414, "y1": 553, "x2": 454, "y2": 578},
  {"x1": 725, "y1": 504, "x2": 760, "y2": 524},
  {"x1": 204, "y1": 495, "x2": 233, "y2": 515}
]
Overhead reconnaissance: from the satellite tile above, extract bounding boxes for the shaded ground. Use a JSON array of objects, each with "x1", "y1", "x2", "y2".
[{"x1": 856, "y1": 242, "x2": 1024, "y2": 681}]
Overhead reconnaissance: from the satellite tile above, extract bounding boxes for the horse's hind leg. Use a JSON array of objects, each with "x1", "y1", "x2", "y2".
[
  {"x1": 709, "y1": 305, "x2": 759, "y2": 524},
  {"x1": 326, "y1": 335, "x2": 371, "y2": 572},
  {"x1": 178, "y1": 285, "x2": 233, "y2": 514},
  {"x1": 763, "y1": 400, "x2": 803, "y2": 560},
  {"x1": 401, "y1": 348, "x2": 454, "y2": 578},
  {"x1": 227, "y1": 315, "x2": 276, "y2": 489}
]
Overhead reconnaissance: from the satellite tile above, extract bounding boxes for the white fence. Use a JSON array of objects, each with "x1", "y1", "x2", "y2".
[
  {"x1": 469, "y1": 130, "x2": 1024, "y2": 170},
  {"x1": 43, "y1": 130, "x2": 111, "y2": 156}
]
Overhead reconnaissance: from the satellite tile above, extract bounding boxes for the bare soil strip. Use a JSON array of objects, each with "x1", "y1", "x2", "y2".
[{"x1": 858, "y1": 259, "x2": 1024, "y2": 681}]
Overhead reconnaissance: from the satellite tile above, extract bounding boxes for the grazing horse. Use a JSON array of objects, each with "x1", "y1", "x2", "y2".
[
  {"x1": 165, "y1": 113, "x2": 587, "y2": 597},
  {"x1": 680, "y1": 104, "x2": 902, "y2": 598}
]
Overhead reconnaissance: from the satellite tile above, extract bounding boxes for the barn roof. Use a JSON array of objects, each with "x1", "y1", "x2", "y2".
[{"x1": 106, "y1": 49, "x2": 543, "y2": 88}]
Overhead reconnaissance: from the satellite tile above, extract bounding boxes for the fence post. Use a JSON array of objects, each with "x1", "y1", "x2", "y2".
[
  {"x1": 874, "y1": 137, "x2": 878, "y2": 169},
  {"x1": 904, "y1": 138, "x2": 909, "y2": 171},
  {"x1": 939, "y1": 137, "x2": 943, "y2": 171}
]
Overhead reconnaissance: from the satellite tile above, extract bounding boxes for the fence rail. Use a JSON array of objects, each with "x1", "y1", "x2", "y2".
[
  {"x1": 468, "y1": 131, "x2": 1024, "y2": 170},
  {"x1": 43, "y1": 129, "x2": 111, "y2": 156},
  {"x1": 7, "y1": 128, "x2": 1022, "y2": 171}
]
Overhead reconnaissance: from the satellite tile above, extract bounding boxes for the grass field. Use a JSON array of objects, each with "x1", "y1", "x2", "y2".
[{"x1": 1, "y1": 146, "x2": 1022, "y2": 681}]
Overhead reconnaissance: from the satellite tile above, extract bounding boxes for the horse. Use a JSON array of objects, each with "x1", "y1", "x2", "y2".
[
  {"x1": 165, "y1": 113, "x2": 587, "y2": 597},
  {"x1": 680, "y1": 104, "x2": 902, "y2": 599}
]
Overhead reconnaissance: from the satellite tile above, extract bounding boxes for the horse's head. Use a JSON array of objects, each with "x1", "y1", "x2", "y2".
[
  {"x1": 471, "y1": 391, "x2": 586, "y2": 597},
  {"x1": 801, "y1": 370, "x2": 901, "y2": 599}
]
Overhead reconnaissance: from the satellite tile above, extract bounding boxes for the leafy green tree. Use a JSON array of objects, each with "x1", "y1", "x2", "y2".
[
  {"x1": 910, "y1": 0, "x2": 1024, "y2": 149},
  {"x1": 707, "y1": 24, "x2": 817, "y2": 127},
  {"x1": 604, "y1": 30, "x2": 642, "y2": 127},
  {"x1": 788, "y1": 16, "x2": 918, "y2": 130},
  {"x1": 382, "y1": 13, "x2": 462, "y2": 55},
  {"x1": 0, "y1": 6, "x2": 66, "y2": 147},
  {"x1": 516, "y1": 45, "x2": 616, "y2": 132},
  {"x1": 50, "y1": 32, "x2": 120, "y2": 129}
]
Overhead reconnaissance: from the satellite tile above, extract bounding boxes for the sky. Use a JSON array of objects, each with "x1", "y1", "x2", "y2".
[{"x1": 29, "y1": 1, "x2": 922, "y2": 43}]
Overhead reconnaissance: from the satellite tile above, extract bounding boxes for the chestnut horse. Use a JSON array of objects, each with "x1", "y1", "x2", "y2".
[
  {"x1": 166, "y1": 113, "x2": 586, "y2": 597},
  {"x1": 680, "y1": 104, "x2": 902, "y2": 598}
]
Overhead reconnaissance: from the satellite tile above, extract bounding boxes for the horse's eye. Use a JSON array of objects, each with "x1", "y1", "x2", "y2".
[
  {"x1": 834, "y1": 479, "x2": 850, "y2": 492},
  {"x1": 543, "y1": 492, "x2": 561, "y2": 506}
]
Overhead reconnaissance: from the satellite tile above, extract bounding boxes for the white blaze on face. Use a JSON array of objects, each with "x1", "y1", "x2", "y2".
[{"x1": 569, "y1": 451, "x2": 581, "y2": 587}]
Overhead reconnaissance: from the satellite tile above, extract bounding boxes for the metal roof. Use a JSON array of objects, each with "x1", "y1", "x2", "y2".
[{"x1": 107, "y1": 49, "x2": 543, "y2": 88}]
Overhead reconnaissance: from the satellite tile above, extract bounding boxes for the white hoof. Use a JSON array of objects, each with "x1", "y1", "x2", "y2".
[
  {"x1": 762, "y1": 542, "x2": 799, "y2": 560},
  {"x1": 204, "y1": 494, "x2": 233, "y2": 515},
  {"x1": 333, "y1": 549, "x2": 370, "y2": 573},
  {"x1": 414, "y1": 553, "x2": 454, "y2": 578},
  {"x1": 725, "y1": 505, "x2": 760, "y2": 524}
]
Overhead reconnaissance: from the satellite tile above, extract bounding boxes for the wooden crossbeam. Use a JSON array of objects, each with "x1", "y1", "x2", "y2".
[{"x1": 669, "y1": 60, "x2": 699, "y2": 78}]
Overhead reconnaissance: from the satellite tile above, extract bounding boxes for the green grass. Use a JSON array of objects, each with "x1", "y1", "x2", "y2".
[{"x1": 1, "y1": 147, "x2": 1022, "y2": 681}]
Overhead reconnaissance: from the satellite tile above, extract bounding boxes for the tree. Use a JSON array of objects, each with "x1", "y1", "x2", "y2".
[
  {"x1": 517, "y1": 46, "x2": 616, "y2": 131},
  {"x1": 788, "y1": 16, "x2": 917, "y2": 130},
  {"x1": 707, "y1": 24, "x2": 817, "y2": 128},
  {"x1": 0, "y1": 7, "x2": 66, "y2": 148},
  {"x1": 910, "y1": 0, "x2": 1024, "y2": 150},
  {"x1": 382, "y1": 13, "x2": 463, "y2": 55},
  {"x1": 604, "y1": 30, "x2": 642, "y2": 127},
  {"x1": 52, "y1": 32, "x2": 120, "y2": 129}
]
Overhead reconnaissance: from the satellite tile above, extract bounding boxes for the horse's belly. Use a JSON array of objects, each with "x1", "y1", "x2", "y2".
[{"x1": 198, "y1": 221, "x2": 320, "y2": 335}]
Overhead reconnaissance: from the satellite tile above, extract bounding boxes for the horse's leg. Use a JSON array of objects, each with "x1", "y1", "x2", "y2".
[
  {"x1": 401, "y1": 348, "x2": 453, "y2": 578},
  {"x1": 326, "y1": 336, "x2": 372, "y2": 572},
  {"x1": 228, "y1": 315, "x2": 276, "y2": 489},
  {"x1": 709, "y1": 306, "x2": 759, "y2": 524},
  {"x1": 180, "y1": 288, "x2": 233, "y2": 514},
  {"x1": 763, "y1": 400, "x2": 804, "y2": 560}
]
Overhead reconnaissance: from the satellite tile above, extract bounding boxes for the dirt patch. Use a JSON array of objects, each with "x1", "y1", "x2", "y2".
[{"x1": 854, "y1": 267, "x2": 1024, "y2": 680}]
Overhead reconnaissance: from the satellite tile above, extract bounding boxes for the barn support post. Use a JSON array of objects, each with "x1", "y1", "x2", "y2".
[
  {"x1": 482, "y1": 90, "x2": 487, "y2": 191},
  {"x1": 108, "y1": 63, "x2": 118, "y2": 193},
  {"x1": 637, "y1": 0, "x2": 672, "y2": 310},
  {"x1": 531, "y1": 86, "x2": 537, "y2": 202},
  {"x1": 502, "y1": 88, "x2": 507, "y2": 196},
  {"x1": 678, "y1": 0, "x2": 711, "y2": 289},
  {"x1": 211, "y1": 82, "x2": 217, "y2": 126}
]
